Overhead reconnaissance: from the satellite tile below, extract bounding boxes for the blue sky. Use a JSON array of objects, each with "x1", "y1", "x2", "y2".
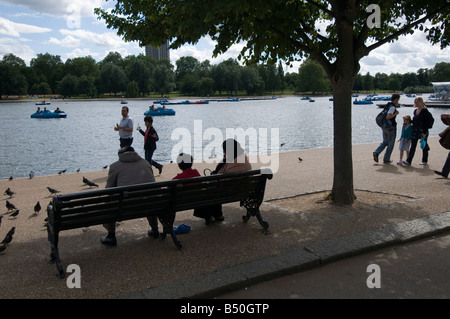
[{"x1": 0, "y1": 0, "x2": 449, "y2": 74}]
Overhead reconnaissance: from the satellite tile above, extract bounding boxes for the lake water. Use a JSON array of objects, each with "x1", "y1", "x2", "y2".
[{"x1": 1, "y1": 95, "x2": 448, "y2": 180}]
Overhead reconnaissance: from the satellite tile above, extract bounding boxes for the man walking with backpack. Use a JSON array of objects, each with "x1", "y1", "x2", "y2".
[{"x1": 373, "y1": 94, "x2": 400, "y2": 164}]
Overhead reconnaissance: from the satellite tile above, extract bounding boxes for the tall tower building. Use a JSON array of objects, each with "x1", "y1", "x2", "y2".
[{"x1": 145, "y1": 41, "x2": 170, "y2": 61}]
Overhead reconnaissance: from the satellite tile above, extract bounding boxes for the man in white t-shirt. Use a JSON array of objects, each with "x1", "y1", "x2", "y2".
[
  {"x1": 114, "y1": 106, "x2": 134, "y2": 148},
  {"x1": 373, "y1": 94, "x2": 400, "y2": 164}
]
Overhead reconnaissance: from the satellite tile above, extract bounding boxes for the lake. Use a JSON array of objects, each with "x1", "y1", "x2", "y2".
[{"x1": 0, "y1": 95, "x2": 448, "y2": 180}]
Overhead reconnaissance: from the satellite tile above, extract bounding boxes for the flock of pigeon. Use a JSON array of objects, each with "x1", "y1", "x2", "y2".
[{"x1": 1, "y1": 168, "x2": 104, "y2": 255}]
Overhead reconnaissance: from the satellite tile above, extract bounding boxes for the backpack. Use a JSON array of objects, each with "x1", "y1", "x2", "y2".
[{"x1": 376, "y1": 103, "x2": 394, "y2": 128}]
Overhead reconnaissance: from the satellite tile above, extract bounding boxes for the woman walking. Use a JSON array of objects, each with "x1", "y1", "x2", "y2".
[{"x1": 403, "y1": 97, "x2": 434, "y2": 166}]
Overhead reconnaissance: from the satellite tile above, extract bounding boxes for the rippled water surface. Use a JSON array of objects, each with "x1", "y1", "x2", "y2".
[{"x1": 0, "y1": 95, "x2": 448, "y2": 179}]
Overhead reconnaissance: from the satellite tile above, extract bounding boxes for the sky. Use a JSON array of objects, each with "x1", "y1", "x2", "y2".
[{"x1": 0, "y1": 0, "x2": 449, "y2": 75}]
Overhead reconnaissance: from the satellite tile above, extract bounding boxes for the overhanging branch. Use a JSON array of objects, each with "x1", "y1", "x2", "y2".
[{"x1": 361, "y1": 3, "x2": 450, "y2": 58}]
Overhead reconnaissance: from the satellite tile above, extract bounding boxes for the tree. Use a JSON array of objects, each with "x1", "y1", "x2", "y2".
[
  {"x1": 97, "y1": 63, "x2": 128, "y2": 95},
  {"x1": 429, "y1": 62, "x2": 450, "y2": 82},
  {"x1": 57, "y1": 74, "x2": 78, "y2": 98},
  {"x1": 64, "y1": 56, "x2": 99, "y2": 78},
  {"x1": 296, "y1": 59, "x2": 328, "y2": 94},
  {"x1": 124, "y1": 56, "x2": 154, "y2": 96},
  {"x1": 30, "y1": 53, "x2": 64, "y2": 93},
  {"x1": 96, "y1": 0, "x2": 450, "y2": 204},
  {"x1": 126, "y1": 81, "x2": 140, "y2": 98},
  {"x1": 153, "y1": 61, "x2": 175, "y2": 96}
]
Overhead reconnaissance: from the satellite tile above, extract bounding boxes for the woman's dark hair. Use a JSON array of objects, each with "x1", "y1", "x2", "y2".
[
  {"x1": 222, "y1": 138, "x2": 244, "y2": 161},
  {"x1": 144, "y1": 115, "x2": 153, "y2": 123},
  {"x1": 176, "y1": 153, "x2": 193, "y2": 171}
]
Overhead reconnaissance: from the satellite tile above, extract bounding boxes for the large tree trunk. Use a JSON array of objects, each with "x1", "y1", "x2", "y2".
[
  {"x1": 327, "y1": 0, "x2": 358, "y2": 205},
  {"x1": 330, "y1": 75, "x2": 356, "y2": 205}
]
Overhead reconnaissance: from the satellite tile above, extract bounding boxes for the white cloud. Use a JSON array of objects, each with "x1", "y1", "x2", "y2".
[
  {"x1": 0, "y1": 38, "x2": 35, "y2": 64},
  {"x1": 0, "y1": 0, "x2": 103, "y2": 17},
  {"x1": 48, "y1": 35, "x2": 80, "y2": 48},
  {"x1": 0, "y1": 16, "x2": 51, "y2": 37}
]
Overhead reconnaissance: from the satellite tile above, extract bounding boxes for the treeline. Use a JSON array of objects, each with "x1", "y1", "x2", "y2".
[
  {"x1": 0, "y1": 52, "x2": 449, "y2": 99},
  {"x1": 296, "y1": 59, "x2": 450, "y2": 94}
]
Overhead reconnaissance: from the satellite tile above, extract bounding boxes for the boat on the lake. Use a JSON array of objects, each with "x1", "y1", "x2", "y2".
[
  {"x1": 31, "y1": 110, "x2": 67, "y2": 118},
  {"x1": 353, "y1": 99, "x2": 373, "y2": 105},
  {"x1": 35, "y1": 101, "x2": 51, "y2": 105},
  {"x1": 144, "y1": 107, "x2": 176, "y2": 116}
]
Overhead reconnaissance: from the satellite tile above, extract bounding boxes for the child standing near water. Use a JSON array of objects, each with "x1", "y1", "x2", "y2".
[{"x1": 397, "y1": 115, "x2": 413, "y2": 165}]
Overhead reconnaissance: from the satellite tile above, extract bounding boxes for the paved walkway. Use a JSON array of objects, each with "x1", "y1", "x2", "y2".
[{"x1": 0, "y1": 138, "x2": 448, "y2": 298}]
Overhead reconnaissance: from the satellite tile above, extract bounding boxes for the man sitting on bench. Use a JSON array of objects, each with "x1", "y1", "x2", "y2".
[{"x1": 101, "y1": 146, "x2": 158, "y2": 246}]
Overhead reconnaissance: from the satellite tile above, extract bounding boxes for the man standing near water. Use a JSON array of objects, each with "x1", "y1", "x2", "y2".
[
  {"x1": 115, "y1": 106, "x2": 134, "y2": 148},
  {"x1": 373, "y1": 94, "x2": 400, "y2": 164}
]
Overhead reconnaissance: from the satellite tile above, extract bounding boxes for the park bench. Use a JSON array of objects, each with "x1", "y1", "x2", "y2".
[{"x1": 47, "y1": 169, "x2": 273, "y2": 278}]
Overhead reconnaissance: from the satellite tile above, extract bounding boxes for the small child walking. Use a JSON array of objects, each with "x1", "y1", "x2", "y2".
[{"x1": 397, "y1": 115, "x2": 413, "y2": 165}]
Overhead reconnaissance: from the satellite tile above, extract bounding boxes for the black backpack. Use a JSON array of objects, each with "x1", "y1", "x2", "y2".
[{"x1": 376, "y1": 103, "x2": 394, "y2": 128}]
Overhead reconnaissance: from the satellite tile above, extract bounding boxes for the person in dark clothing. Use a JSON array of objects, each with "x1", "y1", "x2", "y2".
[
  {"x1": 373, "y1": 94, "x2": 400, "y2": 164},
  {"x1": 404, "y1": 97, "x2": 434, "y2": 166},
  {"x1": 137, "y1": 115, "x2": 163, "y2": 175}
]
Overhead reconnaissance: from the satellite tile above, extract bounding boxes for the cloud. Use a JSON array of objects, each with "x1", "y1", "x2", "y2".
[
  {"x1": 56, "y1": 28, "x2": 134, "y2": 50},
  {"x1": 48, "y1": 35, "x2": 80, "y2": 48},
  {"x1": 0, "y1": 17, "x2": 51, "y2": 37},
  {"x1": 0, "y1": 38, "x2": 35, "y2": 64},
  {"x1": 0, "y1": 0, "x2": 103, "y2": 17}
]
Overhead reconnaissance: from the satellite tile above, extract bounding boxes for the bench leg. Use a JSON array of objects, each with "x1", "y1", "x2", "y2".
[
  {"x1": 242, "y1": 208, "x2": 269, "y2": 234},
  {"x1": 48, "y1": 228, "x2": 65, "y2": 279},
  {"x1": 255, "y1": 209, "x2": 270, "y2": 235}
]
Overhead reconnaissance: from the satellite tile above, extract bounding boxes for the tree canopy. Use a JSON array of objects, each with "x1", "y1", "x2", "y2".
[{"x1": 96, "y1": 0, "x2": 450, "y2": 204}]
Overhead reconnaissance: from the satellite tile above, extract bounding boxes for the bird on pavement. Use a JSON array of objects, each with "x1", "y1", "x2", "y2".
[
  {"x1": 83, "y1": 177, "x2": 98, "y2": 188},
  {"x1": 3, "y1": 188, "x2": 15, "y2": 198},
  {"x1": 102, "y1": 165, "x2": 108, "y2": 170},
  {"x1": 1, "y1": 227, "x2": 15, "y2": 245},
  {"x1": 9, "y1": 210, "x2": 19, "y2": 218},
  {"x1": 34, "y1": 201, "x2": 41, "y2": 215},
  {"x1": 29, "y1": 171, "x2": 35, "y2": 179},
  {"x1": 6, "y1": 200, "x2": 16, "y2": 212},
  {"x1": 47, "y1": 187, "x2": 61, "y2": 195},
  {"x1": 298, "y1": 157, "x2": 303, "y2": 162}
]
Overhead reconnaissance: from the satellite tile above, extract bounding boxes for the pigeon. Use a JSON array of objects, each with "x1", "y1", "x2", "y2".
[
  {"x1": 34, "y1": 201, "x2": 41, "y2": 215},
  {"x1": 3, "y1": 188, "x2": 15, "y2": 198},
  {"x1": 86, "y1": 180, "x2": 98, "y2": 188},
  {"x1": 1, "y1": 227, "x2": 15, "y2": 244},
  {"x1": 280, "y1": 143, "x2": 286, "y2": 147},
  {"x1": 82, "y1": 176, "x2": 89, "y2": 184},
  {"x1": 8, "y1": 176, "x2": 13, "y2": 181},
  {"x1": 47, "y1": 187, "x2": 61, "y2": 195},
  {"x1": 76, "y1": 168, "x2": 80, "y2": 173},
  {"x1": 9, "y1": 210, "x2": 19, "y2": 218},
  {"x1": 29, "y1": 171, "x2": 35, "y2": 179},
  {"x1": 298, "y1": 157, "x2": 303, "y2": 162},
  {"x1": 57, "y1": 169, "x2": 66, "y2": 175},
  {"x1": 6, "y1": 200, "x2": 16, "y2": 212},
  {"x1": 102, "y1": 165, "x2": 108, "y2": 170}
]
